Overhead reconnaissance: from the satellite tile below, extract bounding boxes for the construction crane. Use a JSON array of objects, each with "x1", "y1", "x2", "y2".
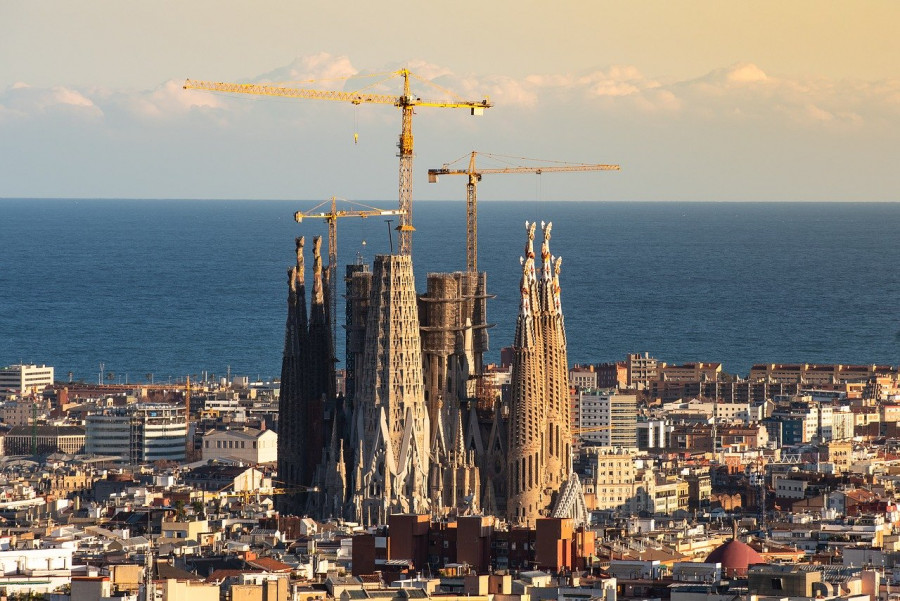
[
  {"x1": 212, "y1": 480, "x2": 319, "y2": 504},
  {"x1": 570, "y1": 424, "x2": 615, "y2": 448},
  {"x1": 428, "y1": 152, "x2": 620, "y2": 272},
  {"x1": 184, "y1": 70, "x2": 492, "y2": 256},
  {"x1": 571, "y1": 424, "x2": 613, "y2": 438},
  {"x1": 295, "y1": 196, "x2": 403, "y2": 343}
]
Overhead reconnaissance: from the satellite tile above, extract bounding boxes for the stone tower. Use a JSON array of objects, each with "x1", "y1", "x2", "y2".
[
  {"x1": 306, "y1": 236, "x2": 336, "y2": 479},
  {"x1": 506, "y1": 221, "x2": 573, "y2": 526},
  {"x1": 538, "y1": 223, "x2": 571, "y2": 494},
  {"x1": 418, "y1": 271, "x2": 490, "y2": 516},
  {"x1": 507, "y1": 222, "x2": 547, "y2": 525},
  {"x1": 350, "y1": 254, "x2": 431, "y2": 525},
  {"x1": 277, "y1": 237, "x2": 310, "y2": 513},
  {"x1": 278, "y1": 236, "x2": 339, "y2": 516}
]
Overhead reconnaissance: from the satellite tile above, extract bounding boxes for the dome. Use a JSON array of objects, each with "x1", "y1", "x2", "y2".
[{"x1": 705, "y1": 538, "x2": 764, "y2": 578}]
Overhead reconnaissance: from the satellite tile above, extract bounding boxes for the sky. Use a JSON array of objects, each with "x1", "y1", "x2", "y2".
[{"x1": 1, "y1": 1, "x2": 899, "y2": 202}]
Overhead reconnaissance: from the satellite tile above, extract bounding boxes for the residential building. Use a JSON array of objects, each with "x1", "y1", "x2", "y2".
[
  {"x1": 653, "y1": 475, "x2": 689, "y2": 515},
  {"x1": 749, "y1": 363, "x2": 897, "y2": 384},
  {"x1": 0, "y1": 399, "x2": 49, "y2": 426},
  {"x1": 182, "y1": 464, "x2": 268, "y2": 492},
  {"x1": 658, "y1": 362, "x2": 722, "y2": 383},
  {"x1": 637, "y1": 419, "x2": 671, "y2": 450},
  {"x1": 85, "y1": 403, "x2": 186, "y2": 463},
  {"x1": 577, "y1": 446, "x2": 641, "y2": 513},
  {"x1": 577, "y1": 389, "x2": 638, "y2": 447},
  {"x1": 626, "y1": 353, "x2": 658, "y2": 389},
  {"x1": 596, "y1": 362, "x2": 628, "y2": 389},
  {"x1": 202, "y1": 427, "x2": 278, "y2": 463},
  {"x1": 4, "y1": 425, "x2": 85, "y2": 455},
  {"x1": 569, "y1": 365, "x2": 598, "y2": 390},
  {"x1": 0, "y1": 364, "x2": 54, "y2": 397}
]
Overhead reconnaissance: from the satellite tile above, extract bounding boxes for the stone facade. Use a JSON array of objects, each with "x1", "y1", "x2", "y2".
[{"x1": 507, "y1": 222, "x2": 576, "y2": 526}]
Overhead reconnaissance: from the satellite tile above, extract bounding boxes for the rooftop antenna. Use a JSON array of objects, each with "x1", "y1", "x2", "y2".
[{"x1": 385, "y1": 220, "x2": 394, "y2": 253}]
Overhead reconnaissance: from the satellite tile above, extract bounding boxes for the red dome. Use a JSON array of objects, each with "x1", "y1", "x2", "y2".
[{"x1": 705, "y1": 539, "x2": 764, "y2": 578}]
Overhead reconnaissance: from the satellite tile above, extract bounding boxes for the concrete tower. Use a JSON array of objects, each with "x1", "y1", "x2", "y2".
[{"x1": 351, "y1": 254, "x2": 431, "y2": 525}]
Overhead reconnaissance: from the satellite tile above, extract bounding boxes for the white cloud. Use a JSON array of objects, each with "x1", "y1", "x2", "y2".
[
  {"x1": 256, "y1": 53, "x2": 358, "y2": 85},
  {"x1": 2, "y1": 83, "x2": 102, "y2": 117},
  {"x1": 478, "y1": 75, "x2": 537, "y2": 107},
  {"x1": 1, "y1": 55, "x2": 899, "y2": 201},
  {"x1": 726, "y1": 63, "x2": 769, "y2": 84}
]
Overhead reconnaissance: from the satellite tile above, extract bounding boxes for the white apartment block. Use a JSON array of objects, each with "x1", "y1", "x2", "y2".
[
  {"x1": 578, "y1": 389, "x2": 638, "y2": 447},
  {"x1": 831, "y1": 408, "x2": 855, "y2": 440},
  {"x1": 0, "y1": 364, "x2": 54, "y2": 397}
]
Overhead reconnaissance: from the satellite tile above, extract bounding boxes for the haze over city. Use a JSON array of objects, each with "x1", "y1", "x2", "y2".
[{"x1": 2, "y1": 1, "x2": 899, "y2": 202}]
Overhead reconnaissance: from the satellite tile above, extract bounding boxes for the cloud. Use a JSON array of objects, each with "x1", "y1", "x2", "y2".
[
  {"x1": 474, "y1": 75, "x2": 537, "y2": 107},
  {"x1": 727, "y1": 63, "x2": 768, "y2": 84},
  {"x1": 1, "y1": 83, "x2": 103, "y2": 118},
  {"x1": 3, "y1": 57, "x2": 899, "y2": 134},
  {"x1": 535, "y1": 62, "x2": 897, "y2": 128},
  {"x1": 2, "y1": 55, "x2": 899, "y2": 203},
  {"x1": 256, "y1": 53, "x2": 358, "y2": 85}
]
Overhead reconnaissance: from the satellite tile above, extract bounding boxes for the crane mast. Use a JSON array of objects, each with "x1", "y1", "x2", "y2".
[
  {"x1": 428, "y1": 152, "x2": 621, "y2": 272},
  {"x1": 185, "y1": 70, "x2": 491, "y2": 256}
]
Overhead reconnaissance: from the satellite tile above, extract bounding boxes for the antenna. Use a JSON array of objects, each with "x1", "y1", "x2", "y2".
[{"x1": 385, "y1": 220, "x2": 394, "y2": 253}]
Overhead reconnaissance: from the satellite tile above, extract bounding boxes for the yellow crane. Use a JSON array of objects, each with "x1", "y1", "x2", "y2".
[
  {"x1": 218, "y1": 485, "x2": 320, "y2": 505},
  {"x1": 295, "y1": 196, "x2": 403, "y2": 343},
  {"x1": 571, "y1": 424, "x2": 613, "y2": 436},
  {"x1": 427, "y1": 152, "x2": 621, "y2": 272},
  {"x1": 184, "y1": 70, "x2": 492, "y2": 256},
  {"x1": 570, "y1": 424, "x2": 613, "y2": 445}
]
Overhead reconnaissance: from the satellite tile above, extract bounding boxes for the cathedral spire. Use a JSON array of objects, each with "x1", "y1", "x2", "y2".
[{"x1": 296, "y1": 236, "x2": 305, "y2": 284}]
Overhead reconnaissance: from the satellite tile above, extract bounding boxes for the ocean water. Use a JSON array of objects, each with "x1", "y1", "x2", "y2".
[{"x1": 2, "y1": 199, "x2": 898, "y2": 384}]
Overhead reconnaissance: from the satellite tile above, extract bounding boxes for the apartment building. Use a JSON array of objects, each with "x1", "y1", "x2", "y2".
[
  {"x1": 85, "y1": 403, "x2": 186, "y2": 463},
  {"x1": 0, "y1": 364, "x2": 54, "y2": 397},
  {"x1": 202, "y1": 427, "x2": 278, "y2": 464},
  {"x1": 577, "y1": 389, "x2": 638, "y2": 448}
]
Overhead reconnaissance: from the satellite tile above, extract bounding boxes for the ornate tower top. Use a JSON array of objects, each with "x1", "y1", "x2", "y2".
[
  {"x1": 524, "y1": 221, "x2": 537, "y2": 260},
  {"x1": 553, "y1": 256, "x2": 563, "y2": 313},
  {"x1": 519, "y1": 256, "x2": 533, "y2": 318},
  {"x1": 312, "y1": 236, "x2": 325, "y2": 304},
  {"x1": 541, "y1": 221, "x2": 553, "y2": 282},
  {"x1": 295, "y1": 236, "x2": 306, "y2": 285}
]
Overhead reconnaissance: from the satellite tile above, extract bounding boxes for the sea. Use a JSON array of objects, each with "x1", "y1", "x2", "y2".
[{"x1": 2, "y1": 198, "x2": 898, "y2": 385}]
